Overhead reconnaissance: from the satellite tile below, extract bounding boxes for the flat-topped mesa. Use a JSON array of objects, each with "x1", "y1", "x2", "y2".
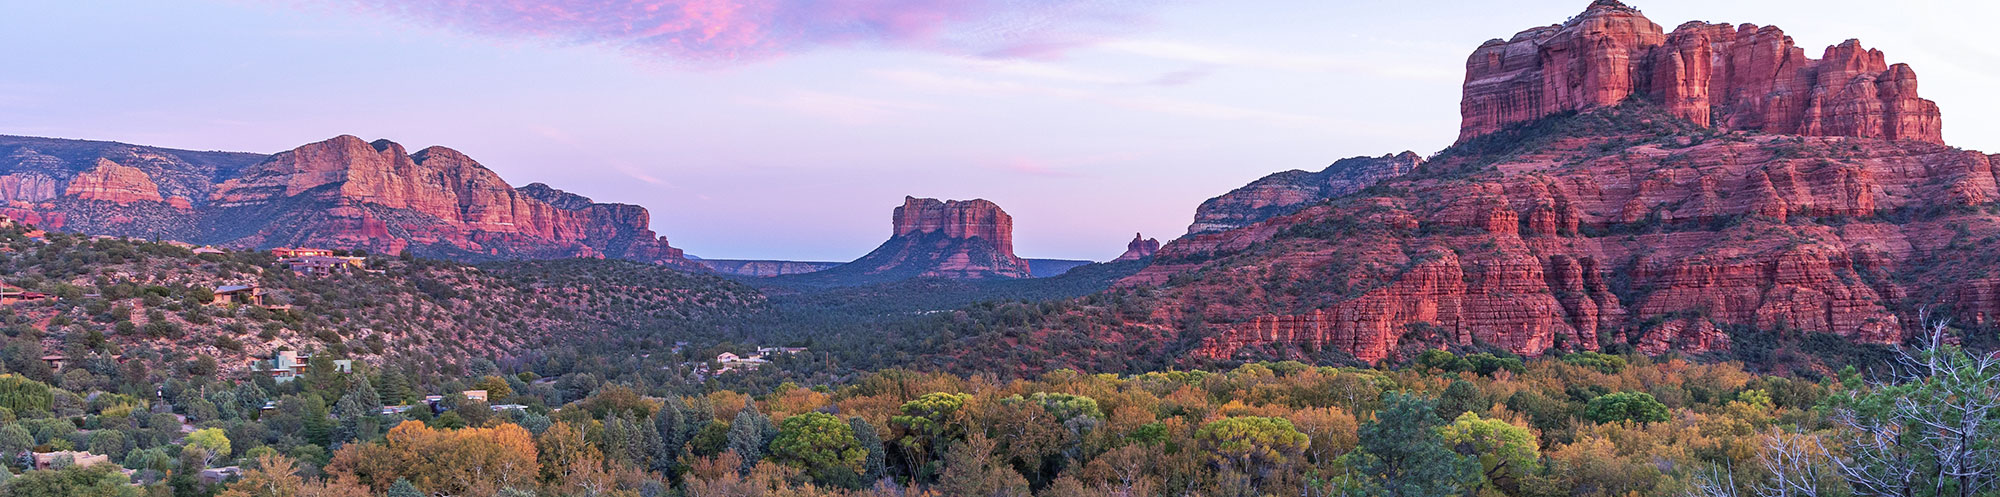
[
  {"x1": 893, "y1": 196, "x2": 1015, "y2": 249},
  {"x1": 798, "y1": 196, "x2": 1032, "y2": 283},
  {"x1": 1459, "y1": 0, "x2": 1943, "y2": 144},
  {"x1": 1114, "y1": 233, "x2": 1160, "y2": 262}
]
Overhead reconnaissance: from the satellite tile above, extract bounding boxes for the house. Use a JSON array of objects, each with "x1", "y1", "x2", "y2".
[
  {"x1": 282, "y1": 255, "x2": 366, "y2": 276},
  {"x1": 31, "y1": 451, "x2": 111, "y2": 470},
  {"x1": 381, "y1": 405, "x2": 419, "y2": 415},
  {"x1": 193, "y1": 246, "x2": 226, "y2": 255},
  {"x1": 199, "y1": 466, "x2": 243, "y2": 485},
  {"x1": 39, "y1": 354, "x2": 65, "y2": 371},
  {"x1": 1, "y1": 283, "x2": 50, "y2": 304},
  {"x1": 716, "y1": 352, "x2": 770, "y2": 373},
  {"x1": 248, "y1": 350, "x2": 349, "y2": 383},
  {"x1": 462, "y1": 390, "x2": 488, "y2": 402},
  {"x1": 490, "y1": 404, "x2": 528, "y2": 412},
  {"x1": 271, "y1": 247, "x2": 335, "y2": 258},
  {"x1": 212, "y1": 285, "x2": 263, "y2": 306},
  {"x1": 757, "y1": 347, "x2": 808, "y2": 356}
]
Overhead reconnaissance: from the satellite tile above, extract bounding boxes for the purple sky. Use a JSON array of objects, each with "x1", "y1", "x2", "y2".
[{"x1": 3, "y1": 1, "x2": 1997, "y2": 261}]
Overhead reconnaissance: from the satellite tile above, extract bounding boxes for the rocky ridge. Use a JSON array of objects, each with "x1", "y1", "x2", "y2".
[
  {"x1": 1117, "y1": 2, "x2": 1982, "y2": 365},
  {"x1": 0, "y1": 134, "x2": 701, "y2": 270},
  {"x1": 1460, "y1": 0, "x2": 1942, "y2": 145},
  {"x1": 1188, "y1": 152, "x2": 1422, "y2": 235}
]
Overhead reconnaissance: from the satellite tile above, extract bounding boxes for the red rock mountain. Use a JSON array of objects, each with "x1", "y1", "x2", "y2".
[
  {"x1": 1113, "y1": 233, "x2": 1159, "y2": 262},
  {"x1": 1461, "y1": 0, "x2": 1942, "y2": 144},
  {"x1": 784, "y1": 197, "x2": 1031, "y2": 285},
  {"x1": 1109, "y1": 2, "x2": 1988, "y2": 366},
  {"x1": 1189, "y1": 152, "x2": 1422, "y2": 235},
  {"x1": 0, "y1": 134, "x2": 700, "y2": 270}
]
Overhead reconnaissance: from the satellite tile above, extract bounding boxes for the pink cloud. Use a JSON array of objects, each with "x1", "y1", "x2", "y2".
[{"x1": 315, "y1": 0, "x2": 1165, "y2": 62}]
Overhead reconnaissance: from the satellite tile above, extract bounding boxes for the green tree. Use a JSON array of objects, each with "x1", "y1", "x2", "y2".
[
  {"x1": 1195, "y1": 416, "x2": 1309, "y2": 493},
  {"x1": 385, "y1": 478, "x2": 423, "y2": 497},
  {"x1": 770, "y1": 412, "x2": 866, "y2": 486},
  {"x1": 1436, "y1": 379, "x2": 1487, "y2": 420},
  {"x1": 850, "y1": 417, "x2": 887, "y2": 483},
  {"x1": 727, "y1": 404, "x2": 774, "y2": 472},
  {"x1": 1583, "y1": 392, "x2": 1669, "y2": 424},
  {"x1": 0, "y1": 462, "x2": 140, "y2": 497},
  {"x1": 186, "y1": 428, "x2": 231, "y2": 467},
  {"x1": 1438, "y1": 412, "x2": 1540, "y2": 494},
  {"x1": 1342, "y1": 392, "x2": 1478, "y2": 497},
  {"x1": 473, "y1": 375, "x2": 513, "y2": 400},
  {"x1": 0, "y1": 424, "x2": 31, "y2": 456},
  {"x1": 0, "y1": 374, "x2": 53, "y2": 417},
  {"x1": 891, "y1": 392, "x2": 970, "y2": 478}
]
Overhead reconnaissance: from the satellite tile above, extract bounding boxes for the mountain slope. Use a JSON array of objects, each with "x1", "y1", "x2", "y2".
[{"x1": 0, "y1": 134, "x2": 702, "y2": 269}]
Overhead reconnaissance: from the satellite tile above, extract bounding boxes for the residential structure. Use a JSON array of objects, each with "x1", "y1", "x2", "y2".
[
  {"x1": 271, "y1": 247, "x2": 335, "y2": 258},
  {"x1": 281, "y1": 255, "x2": 366, "y2": 276},
  {"x1": 31, "y1": 451, "x2": 110, "y2": 470},
  {"x1": 199, "y1": 466, "x2": 243, "y2": 485},
  {"x1": 212, "y1": 285, "x2": 264, "y2": 306},
  {"x1": 248, "y1": 350, "x2": 351, "y2": 383}
]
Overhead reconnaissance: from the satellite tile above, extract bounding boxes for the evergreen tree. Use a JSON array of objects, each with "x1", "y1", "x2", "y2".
[
  {"x1": 728, "y1": 404, "x2": 773, "y2": 473},
  {"x1": 1342, "y1": 392, "x2": 1479, "y2": 497},
  {"x1": 653, "y1": 396, "x2": 689, "y2": 475},
  {"x1": 849, "y1": 417, "x2": 887, "y2": 483},
  {"x1": 1436, "y1": 379, "x2": 1487, "y2": 420},
  {"x1": 386, "y1": 478, "x2": 424, "y2": 497}
]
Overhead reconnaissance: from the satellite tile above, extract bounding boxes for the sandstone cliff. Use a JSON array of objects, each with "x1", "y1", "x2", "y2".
[
  {"x1": 782, "y1": 196, "x2": 1032, "y2": 285},
  {"x1": 1130, "y1": 104, "x2": 1962, "y2": 364},
  {"x1": 1188, "y1": 152, "x2": 1421, "y2": 235},
  {"x1": 0, "y1": 134, "x2": 701, "y2": 270},
  {"x1": 1460, "y1": 0, "x2": 1942, "y2": 144}
]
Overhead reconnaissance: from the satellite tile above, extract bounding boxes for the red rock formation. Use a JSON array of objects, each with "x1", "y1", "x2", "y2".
[
  {"x1": 0, "y1": 134, "x2": 702, "y2": 269},
  {"x1": 792, "y1": 197, "x2": 1031, "y2": 283},
  {"x1": 1189, "y1": 152, "x2": 1422, "y2": 234},
  {"x1": 1460, "y1": 1, "x2": 1942, "y2": 144},
  {"x1": 1113, "y1": 233, "x2": 1159, "y2": 262},
  {"x1": 1132, "y1": 102, "x2": 1977, "y2": 363},
  {"x1": 64, "y1": 159, "x2": 169, "y2": 205},
  {"x1": 209, "y1": 135, "x2": 700, "y2": 269}
]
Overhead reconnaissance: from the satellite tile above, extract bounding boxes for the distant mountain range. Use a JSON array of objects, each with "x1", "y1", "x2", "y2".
[{"x1": 0, "y1": 134, "x2": 703, "y2": 270}]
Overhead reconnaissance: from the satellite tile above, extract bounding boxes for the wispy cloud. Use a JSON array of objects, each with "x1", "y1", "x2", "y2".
[
  {"x1": 737, "y1": 90, "x2": 937, "y2": 125},
  {"x1": 303, "y1": 0, "x2": 1170, "y2": 63}
]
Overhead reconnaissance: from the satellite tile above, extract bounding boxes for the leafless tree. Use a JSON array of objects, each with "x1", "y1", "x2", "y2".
[
  {"x1": 1685, "y1": 429, "x2": 1831, "y2": 497},
  {"x1": 1829, "y1": 310, "x2": 2000, "y2": 497}
]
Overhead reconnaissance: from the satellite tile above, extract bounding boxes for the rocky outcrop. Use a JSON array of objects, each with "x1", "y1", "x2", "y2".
[
  {"x1": 1127, "y1": 101, "x2": 1976, "y2": 364},
  {"x1": 1113, "y1": 233, "x2": 1159, "y2": 262},
  {"x1": 209, "y1": 135, "x2": 700, "y2": 269},
  {"x1": 1460, "y1": 0, "x2": 1942, "y2": 144},
  {"x1": 64, "y1": 159, "x2": 173, "y2": 205},
  {"x1": 0, "y1": 134, "x2": 702, "y2": 270},
  {"x1": 1189, "y1": 152, "x2": 1422, "y2": 234},
  {"x1": 784, "y1": 197, "x2": 1031, "y2": 285}
]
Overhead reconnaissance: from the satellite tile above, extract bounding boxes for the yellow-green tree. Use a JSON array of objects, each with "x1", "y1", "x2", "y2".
[
  {"x1": 1438, "y1": 412, "x2": 1540, "y2": 494},
  {"x1": 769, "y1": 412, "x2": 866, "y2": 486}
]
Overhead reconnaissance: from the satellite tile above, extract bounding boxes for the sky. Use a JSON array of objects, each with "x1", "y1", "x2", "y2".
[{"x1": 2, "y1": 1, "x2": 1998, "y2": 261}]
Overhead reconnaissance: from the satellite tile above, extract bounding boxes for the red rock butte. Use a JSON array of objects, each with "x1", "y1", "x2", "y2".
[
  {"x1": 1460, "y1": 0, "x2": 1942, "y2": 144},
  {"x1": 1114, "y1": 233, "x2": 1160, "y2": 262}
]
